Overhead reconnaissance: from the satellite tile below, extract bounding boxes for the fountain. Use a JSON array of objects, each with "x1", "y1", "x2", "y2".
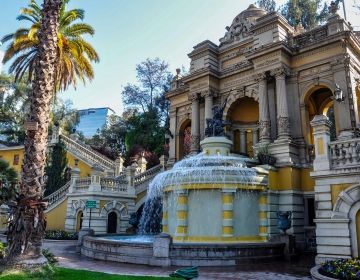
[{"x1": 81, "y1": 103, "x2": 285, "y2": 266}]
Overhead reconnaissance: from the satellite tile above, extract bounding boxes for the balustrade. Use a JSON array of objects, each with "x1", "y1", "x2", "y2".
[
  {"x1": 60, "y1": 134, "x2": 115, "y2": 170},
  {"x1": 45, "y1": 181, "x2": 71, "y2": 208},
  {"x1": 330, "y1": 138, "x2": 360, "y2": 169}
]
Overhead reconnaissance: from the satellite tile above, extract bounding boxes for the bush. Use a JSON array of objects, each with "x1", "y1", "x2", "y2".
[
  {"x1": 42, "y1": 248, "x2": 58, "y2": 264},
  {"x1": 0, "y1": 242, "x2": 6, "y2": 259},
  {"x1": 45, "y1": 230, "x2": 78, "y2": 240},
  {"x1": 320, "y1": 258, "x2": 360, "y2": 280}
]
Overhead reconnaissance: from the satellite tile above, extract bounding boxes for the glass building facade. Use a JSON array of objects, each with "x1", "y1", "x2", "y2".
[{"x1": 76, "y1": 107, "x2": 114, "y2": 138}]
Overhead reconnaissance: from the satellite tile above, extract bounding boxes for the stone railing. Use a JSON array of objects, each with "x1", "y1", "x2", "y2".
[
  {"x1": 60, "y1": 134, "x2": 115, "y2": 171},
  {"x1": 100, "y1": 176, "x2": 127, "y2": 193},
  {"x1": 74, "y1": 177, "x2": 91, "y2": 191},
  {"x1": 45, "y1": 181, "x2": 71, "y2": 209},
  {"x1": 330, "y1": 138, "x2": 360, "y2": 169},
  {"x1": 134, "y1": 164, "x2": 162, "y2": 187},
  {"x1": 292, "y1": 25, "x2": 328, "y2": 48}
]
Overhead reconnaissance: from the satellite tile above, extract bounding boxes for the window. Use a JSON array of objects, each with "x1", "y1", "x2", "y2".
[{"x1": 13, "y1": 154, "x2": 19, "y2": 165}]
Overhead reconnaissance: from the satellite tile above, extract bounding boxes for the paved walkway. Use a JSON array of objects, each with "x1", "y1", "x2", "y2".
[{"x1": 43, "y1": 240, "x2": 313, "y2": 280}]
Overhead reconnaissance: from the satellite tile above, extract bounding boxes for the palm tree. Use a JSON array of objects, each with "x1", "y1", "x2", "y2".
[
  {"x1": 1, "y1": 0, "x2": 99, "y2": 92},
  {"x1": 6, "y1": 0, "x2": 62, "y2": 262}
]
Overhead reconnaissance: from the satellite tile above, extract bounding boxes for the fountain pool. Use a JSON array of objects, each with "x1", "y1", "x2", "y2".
[{"x1": 81, "y1": 136, "x2": 286, "y2": 266}]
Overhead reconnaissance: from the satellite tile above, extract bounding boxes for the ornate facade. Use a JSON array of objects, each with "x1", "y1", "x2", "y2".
[{"x1": 166, "y1": 4, "x2": 360, "y2": 262}]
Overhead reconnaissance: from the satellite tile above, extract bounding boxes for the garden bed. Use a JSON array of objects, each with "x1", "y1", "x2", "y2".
[{"x1": 312, "y1": 259, "x2": 360, "y2": 280}]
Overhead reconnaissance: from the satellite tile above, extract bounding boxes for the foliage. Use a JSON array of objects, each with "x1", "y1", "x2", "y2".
[
  {"x1": 86, "y1": 114, "x2": 126, "y2": 159},
  {"x1": 0, "y1": 267, "x2": 178, "y2": 279},
  {"x1": 42, "y1": 249, "x2": 58, "y2": 264},
  {"x1": 0, "y1": 243, "x2": 6, "y2": 259},
  {"x1": 280, "y1": 0, "x2": 329, "y2": 29},
  {"x1": 44, "y1": 140, "x2": 68, "y2": 196},
  {"x1": 122, "y1": 57, "x2": 172, "y2": 118},
  {"x1": 1, "y1": 0, "x2": 99, "y2": 92},
  {"x1": 0, "y1": 159, "x2": 18, "y2": 205},
  {"x1": 256, "y1": 0, "x2": 276, "y2": 12},
  {"x1": 0, "y1": 73, "x2": 31, "y2": 146},
  {"x1": 44, "y1": 230, "x2": 78, "y2": 240},
  {"x1": 50, "y1": 99, "x2": 80, "y2": 136},
  {"x1": 125, "y1": 108, "x2": 166, "y2": 158},
  {"x1": 320, "y1": 258, "x2": 360, "y2": 280}
]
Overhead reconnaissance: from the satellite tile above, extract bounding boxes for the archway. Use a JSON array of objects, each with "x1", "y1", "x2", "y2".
[
  {"x1": 226, "y1": 96, "x2": 259, "y2": 157},
  {"x1": 107, "y1": 211, "x2": 118, "y2": 233},
  {"x1": 305, "y1": 87, "x2": 336, "y2": 145},
  {"x1": 76, "y1": 211, "x2": 83, "y2": 233},
  {"x1": 177, "y1": 119, "x2": 191, "y2": 160}
]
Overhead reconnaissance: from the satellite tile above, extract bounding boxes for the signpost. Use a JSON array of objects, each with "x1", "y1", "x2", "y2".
[{"x1": 86, "y1": 200, "x2": 97, "y2": 228}]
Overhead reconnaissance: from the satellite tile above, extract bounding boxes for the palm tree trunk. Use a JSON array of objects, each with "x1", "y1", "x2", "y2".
[{"x1": 7, "y1": 0, "x2": 62, "y2": 262}]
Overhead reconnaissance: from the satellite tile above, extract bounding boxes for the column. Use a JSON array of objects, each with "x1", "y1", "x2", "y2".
[
  {"x1": 252, "y1": 128, "x2": 259, "y2": 146},
  {"x1": 271, "y1": 67, "x2": 290, "y2": 140},
  {"x1": 258, "y1": 192, "x2": 268, "y2": 241},
  {"x1": 222, "y1": 190, "x2": 235, "y2": 237},
  {"x1": 189, "y1": 92, "x2": 200, "y2": 153},
  {"x1": 168, "y1": 109, "x2": 177, "y2": 164},
  {"x1": 162, "y1": 195, "x2": 169, "y2": 234},
  {"x1": 310, "y1": 115, "x2": 332, "y2": 171},
  {"x1": 255, "y1": 72, "x2": 271, "y2": 143},
  {"x1": 240, "y1": 129, "x2": 246, "y2": 154},
  {"x1": 175, "y1": 190, "x2": 188, "y2": 241},
  {"x1": 202, "y1": 89, "x2": 216, "y2": 130}
]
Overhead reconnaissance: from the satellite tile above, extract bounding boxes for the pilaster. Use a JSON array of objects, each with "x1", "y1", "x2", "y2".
[
  {"x1": 189, "y1": 92, "x2": 200, "y2": 154},
  {"x1": 175, "y1": 190, "x2": 188, "y2": 240},
  {"x1": 255, "y1": 72, "x2": 271, "y2": 143},
  {"x1": 222, "y1": 189, "x2": 236, "y2": 237}
]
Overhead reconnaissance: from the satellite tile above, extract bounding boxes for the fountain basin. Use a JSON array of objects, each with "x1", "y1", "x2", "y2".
[{"x1": 81, "y1": 234, "x2": 285, "y2": 266}]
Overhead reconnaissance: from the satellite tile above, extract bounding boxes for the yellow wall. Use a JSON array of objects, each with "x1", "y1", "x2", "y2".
[
  {"x1": 230, "y1": 97, "x2": 259, "y2": 123},
  {"x1": 269, "y1": 167, "x2": 315, "y2": 192},
  {"x1": 45, "y1": 198, "x2": 68, "y2": 231},
  {"x1": 331, "y1": 184, "x2": 350, "y2": 205},
  {"x1": 0, "y1": 147, "x2": 25, "y2": 174},
  {"x1": 66, "y1": 152, "x2": 92, "y2": 178}
]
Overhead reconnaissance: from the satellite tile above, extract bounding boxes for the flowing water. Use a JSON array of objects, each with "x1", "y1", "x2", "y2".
[{"x1": 138, "y1": 152, "x2": 258, "y2": 235}]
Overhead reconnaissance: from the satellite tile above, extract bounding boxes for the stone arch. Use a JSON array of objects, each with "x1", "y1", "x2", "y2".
[
  {"x1": 301, "y1": 84, "x2": 336, "y2": 149},
  {"x1": 177, "y1": 118, "x2": 191, "y2": 160},
  {"x1": 71, "y1": 199, "x2": 86, "y2": 216},
  {"x1": 223, "y1": 87, "x2": 259, "y2": 120},
  {"x1": 100, "y1": 200, "x2": 127, "y2": 219},
  {"x1": 333, "y1": 184, "x2": 360, "y2": 256},
  {"x1": 300, "y1": 79, "x2": 336, "y2": 106}
]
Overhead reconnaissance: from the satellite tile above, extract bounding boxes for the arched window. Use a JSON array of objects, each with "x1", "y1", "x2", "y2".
[{"x1": 76, "y1": 211, "x2": 83, "y2": 232}]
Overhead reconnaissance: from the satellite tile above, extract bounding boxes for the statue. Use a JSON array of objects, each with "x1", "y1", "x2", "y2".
[{"x1": 205, "y1": 98, "x2": 230, "y2": 138}]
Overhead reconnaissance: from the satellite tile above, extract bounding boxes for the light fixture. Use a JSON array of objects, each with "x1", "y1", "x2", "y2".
[{"x1": 333, "y1": 84, "x2": 344, "y2": 102}]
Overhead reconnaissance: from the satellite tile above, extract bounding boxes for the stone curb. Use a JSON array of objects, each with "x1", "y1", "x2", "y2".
[{"x1": 310, "y1": 266, "x2": 336, "y2": 280}]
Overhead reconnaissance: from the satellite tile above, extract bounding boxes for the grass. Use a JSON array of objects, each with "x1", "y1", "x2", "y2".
[{"x1": 0, "y1": 266, "x2": 177, "y2": 280}]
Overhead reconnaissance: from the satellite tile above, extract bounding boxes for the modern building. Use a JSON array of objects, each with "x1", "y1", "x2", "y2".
[
  {"x1": 76, "y1": 107, "x2": 115, "y2": 138},
  {"x1": 166, "y1": 4, "x2": 360, "y2": 263}
]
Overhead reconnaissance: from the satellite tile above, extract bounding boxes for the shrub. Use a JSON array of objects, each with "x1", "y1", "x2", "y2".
[
  {"x1": 0, "y1": 242, "x2": 6, "y2": 259},
  {"x1": 319, "y1": 258, "x2": 360, "y2": 280},
  {"x1": 45, "y1": 230, "x2": 78, "y2": 240},
  {"x1": 42, "y1": 248, "x2": 58, "y2": 264}
]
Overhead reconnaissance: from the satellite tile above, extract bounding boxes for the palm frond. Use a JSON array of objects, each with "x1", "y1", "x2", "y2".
[{"x1": 64, "y1": 23, "x2": 95, "y2": 37}]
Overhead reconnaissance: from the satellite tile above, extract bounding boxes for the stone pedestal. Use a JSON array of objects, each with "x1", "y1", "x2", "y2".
[
  {"x1": 271, "y1": 234, "x2": 296, "y2": 260},
  {"x1": 200, "y1": 136, "x2": 233, "y2": 156},
  {"x1": 152, "y1": 233, "x2": 172, "y2": 267},
  {"x1": 77, "y1": 228, "x2": 94, "y2": 253}
]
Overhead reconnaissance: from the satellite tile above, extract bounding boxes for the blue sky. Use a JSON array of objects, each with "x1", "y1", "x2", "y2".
[{"x1": 0, "y1": 0, "x2": 359, "y2": 114}]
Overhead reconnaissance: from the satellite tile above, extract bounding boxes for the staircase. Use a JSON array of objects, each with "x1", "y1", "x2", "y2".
[
  {"x1": 60, "y1": 134, "x2": 116, "y2": 171},
  {"x1": 45, "y1": 181, "x2": 71, "y2": 212}
]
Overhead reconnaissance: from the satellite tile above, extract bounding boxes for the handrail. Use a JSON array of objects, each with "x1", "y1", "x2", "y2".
[
  {"x1": 134, "y1": 164, "x2": 162, "y2": 186},
  {"x1": 100, "y1": 177, "x2": 127, "y2": 192},
  {"x1": 45, "y1": 181, "x2": 71, "y2": 208},
  {"x1": 60, "y1": 134, "x2": 115, "y2": 170}
]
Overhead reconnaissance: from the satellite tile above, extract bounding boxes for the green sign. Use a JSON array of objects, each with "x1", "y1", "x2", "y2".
[{"x1": 86, "y1": 200, "x2": 97, "y2": 209}]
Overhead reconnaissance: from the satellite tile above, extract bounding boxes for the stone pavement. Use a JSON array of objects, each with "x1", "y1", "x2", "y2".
[{"x1": 42, "y1": 240, "x2": 313, "y2": 280}]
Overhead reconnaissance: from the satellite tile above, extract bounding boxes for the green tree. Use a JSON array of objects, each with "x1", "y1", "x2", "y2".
[
  {"x1": 122, "y1": 58, "x2": 172, "y2": 116},
  {"x1": 281, "y1": 0, "x2": 329, "y2": 29},
  {"x1": 0, "y1": 73, "x2": 31, "y2": 145},
  {"x1": 256, "y1": 0, "x2": 276, "y2": 12},
  {"x1": 44, "y1": 140, "x2": 68, "y2": 196},
  {"x1": 125, "y1": 108, "x2": 166, "y2": 157},
  {"x1": 1, "y1": 0, "x2": 99, "y2": 92},
  {"x1": 86, "y1": 114, "x2": 127, "y2": 159},
  {"x1": 0, "y1": 159, "x2": 18, "y2": 205},
  {"x1": 50, "y1": 99, "x2": 80, "y2": 135}
]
